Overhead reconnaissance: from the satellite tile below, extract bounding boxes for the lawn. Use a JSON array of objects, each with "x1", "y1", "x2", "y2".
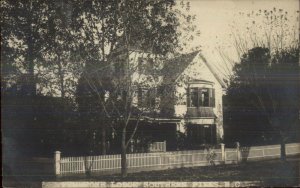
[
  {"x1": 61, "y1": 156, "x2": 300, "y2": 186},
  {"x1": 3, "y1": 156, "x2": 300, "y2": 187}
]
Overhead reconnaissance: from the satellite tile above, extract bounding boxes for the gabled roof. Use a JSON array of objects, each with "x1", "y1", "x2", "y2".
[
  {"x1": 161, "y1": 51, "x2": 226, "y2": 88},
  {"x1": 161, "y1": 51, "x2": 200, "y2": 84},
  {"x1": 198, "y1": 53, "x2": 226, "y2": 88}
]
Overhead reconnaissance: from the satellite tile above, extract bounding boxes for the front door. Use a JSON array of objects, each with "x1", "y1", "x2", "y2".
[
  {"x1": 187, "y1": 124, "x2": 216, "y2": 146},
  {"x1": 203, "y1": 125, "x2": 215, "y2": 144}
]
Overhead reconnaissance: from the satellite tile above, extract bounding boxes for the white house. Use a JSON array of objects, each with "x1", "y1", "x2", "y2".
[{"x1": 124, "y1": 49, "x2": 225, "y2": 147}]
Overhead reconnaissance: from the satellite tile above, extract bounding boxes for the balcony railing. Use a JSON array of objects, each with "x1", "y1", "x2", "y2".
[{"x1": 186, "y1": 107, "x2": 215, "y2": 118}]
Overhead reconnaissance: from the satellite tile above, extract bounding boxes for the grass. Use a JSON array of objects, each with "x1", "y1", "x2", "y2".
[
  {"x1": 3, "y1": 156, "x2": 300, "y2": 187},
  {"x1": 60, "y1": 156, "x2": 300, "y2": 186}
]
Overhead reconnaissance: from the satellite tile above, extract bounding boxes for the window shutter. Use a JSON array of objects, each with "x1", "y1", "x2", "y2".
[
  {"x1": 187, "y1": 87, "x2": 190, "y2": 107},
  {"x1": 208, "y1": 88, "x2": 212, "y2": 107},
  {"x1": 198, "y1": 88, "x2": 202, "y2": 107},
  {"x1": 210, "y1": 88, "x2": 215, "y2": 107},
  {"x1": 148, "y1": 88, "x2": 156, "y2": 107},
  {"x1": 138, "y1": 87, "x2": 142, "y2": 107}
]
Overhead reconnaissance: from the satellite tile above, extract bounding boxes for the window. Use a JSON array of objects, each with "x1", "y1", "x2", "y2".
[
  {"x1": 200, "y1": 88, "x2": 209, "y2": 106},
  {"x1": 138, "y1": 88, "x2": 147, "y2": 107},
  {"x1": 190, "y1": 88, "x2": 198, "y2": 107},
  {"x1": 187, "y1": 87, "x2": 215, "y2": 107},
  {"x1": 138, "y1": 87, "x2": 156, "y2": 108},
  {"x1": 187, "y1": 124, "x2": 216, "y2": 145},
  {"x1": 138, "y1": 57, "x2": 154, "y2": 74}
]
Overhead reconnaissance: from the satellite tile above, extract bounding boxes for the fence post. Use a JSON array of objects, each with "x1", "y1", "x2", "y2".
[
  {"x1": 220, "y1": 143, "x2": 225, "y2": 163},
  {"x1": 54, "y1": 151, "x2": 61, "y2": 176},
  {"x1": 236, "y1": 142, "x2": 241, "y2": 163},
  {"x1": 163, "y1": 141, "x2": 166, "y2": 152}
]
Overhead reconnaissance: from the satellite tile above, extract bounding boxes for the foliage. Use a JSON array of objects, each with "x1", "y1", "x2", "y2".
[
  {"x1": 37, "y1": 0, "x2": 80, "y2": 98},
  {"x1": 224, "y1": 46, "x2": 300, "y2": 146},
  {"x1": 1, "y1": 0, "x2": 50, "y2": 94},
  {"x1": 1, "y1": 93, "x2": 78, "y2": 157},
  {"x1": 205, "y1": 146, "x2": 217, "y2": 166},
  {"x1": 221, "y1": 8, "x2": 299, "y2": 157},
  {"x1": 1, "y1": 0, "x2": 82, "y2": 98},
  {"x1": 1, "y1": 0, "x2": 199, "y2": 177},
  {"x1": 175, "y1": 131, "x2": 187, "y2": 150},
  {"x1": 73, "y1": 0, "x2": 198, "y2": 177}
]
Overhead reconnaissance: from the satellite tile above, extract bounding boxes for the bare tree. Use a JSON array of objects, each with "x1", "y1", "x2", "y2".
[
  {"x1": 217, "y1": 8, "x2": 299, "y2": 85},
  {"x1": 223, "y1": 8, "x2": 299, "y2": 160}
]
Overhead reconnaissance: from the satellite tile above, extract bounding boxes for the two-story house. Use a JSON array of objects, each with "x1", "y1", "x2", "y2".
[
  {"x1": 159, "y1": 51, "x2": 225, "y2": 146},
  {"x1": 121, "y1": 49, "x2": 225, "y2": 149}
]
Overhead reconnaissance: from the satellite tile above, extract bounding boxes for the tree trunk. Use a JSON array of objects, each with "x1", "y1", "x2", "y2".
[
  {"x1": 27, "y1": 39, "x2": 36, "y2": 97},
  {"x1": 57, "y1": 59, "x2": 65, "y2": 99},
  {"x1": 57, "y1": 58, "x2": 67, "y2": 150},
  {"x1": 101, "y1": 124, "x2": 106, "y2": 155},
  {"x1": 57, "y1": 59, "x2": 65, "y2": 123},
  {"x1": 121, "y1": 128, "x2": 127, "y2": 177},
  {"x1": 280, "y1": 133, "x2": 286, "y2": 161}
]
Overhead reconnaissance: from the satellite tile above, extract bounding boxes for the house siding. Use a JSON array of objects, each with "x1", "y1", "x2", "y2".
[
  {"x1": 173, "y1": 53, "x2": 224, "y2": 142},
  {"x1": 128, "y1": 50, "x2": 224, "y2": 145}
]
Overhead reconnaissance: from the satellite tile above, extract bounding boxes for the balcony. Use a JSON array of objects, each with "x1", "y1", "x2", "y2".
[{"x1": 186, "y1": 107, "x2": 215, "y2": 118}]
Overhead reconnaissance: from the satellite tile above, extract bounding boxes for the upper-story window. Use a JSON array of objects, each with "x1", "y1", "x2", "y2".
[
  {"x1": 188, "y1": 87, "x2": 215, "y2": 107},
  {"x1": 138, "y1": 87, "x2": 156, "y2": 108}
]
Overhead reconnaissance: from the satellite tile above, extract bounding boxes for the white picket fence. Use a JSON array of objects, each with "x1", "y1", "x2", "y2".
[
  {"x1": 240, "y1": 143, "x2": 300, "y2": 160},
  {"x1": 54, "y1": 143, "x2": 300, "y2": 176},
  {"x1": 58, "y1": 150, "x2": 222, "y2": 175},
  {"x1": 148, "y1": 141, "x2": 166, "y2": 152}
]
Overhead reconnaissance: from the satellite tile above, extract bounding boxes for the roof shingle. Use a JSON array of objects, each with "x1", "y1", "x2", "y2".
[{"x1": 161, "y1": 51, "x2": 200, "y2": 84}]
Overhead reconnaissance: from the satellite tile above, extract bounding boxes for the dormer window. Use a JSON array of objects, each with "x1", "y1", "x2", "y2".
[{"x1": 188, "y1": 87, "x2": 215, "y2": 107}]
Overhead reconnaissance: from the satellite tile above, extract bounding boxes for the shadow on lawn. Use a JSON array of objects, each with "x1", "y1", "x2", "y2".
[
  {"x1": 3, "y1": 159, "x2": 55, "y2": 188},
  {"x1": 84, "y1": 156, "x2": 94, "y2": 177},
  {"x1": 260, "y1": 160, "x2": 300, "y2": 186},
  {"x1": 240, "y1": 146, "x2": 251, "y2": 162},
  {"x1": 24, "y1": 155, "x2": 297, "y2": 187}
]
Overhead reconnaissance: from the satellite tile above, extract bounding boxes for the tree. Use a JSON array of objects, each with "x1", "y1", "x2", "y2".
[
  {"x1": 219, "y1": 8, "x2": 299, "y2": 160},
  {"x1": 1, "y1": 0, "x2": 198, "y2": 176},
  {"x1": 1, "y1": 0, "x2": 112, "y2": 172},
  {"x1": 1, "y1": 0, "x2": 58, "y2": 160},
  {"x1": 74, "y1": 0, "x2": 197, "y2": 177},
  {"x1": 231, "y1": 8, "x2": 299, "y2": 56},
  {"x1": 217, "y1": 8, "x2": 299, "y2": 85},
  {"x1": 1, "y1": 0, "x2": 53, "y2": 96},
  {"x1": 38, "y1": 0, "x2": 78, "y2": 98},
  {"x1": 225, "y1": 46, "x2": 299, "y2": 160},
  {"x1": 1, "y1": 0, "x2": 81, "y2": 98},
  {"x1": 76, "y1": 62, "x2": 112, "y2": 155},
  {"x1": 1, "y1": 0, "x2": 82, "y2": 160},
  {"x1": 73, "y1": 0, "x2": 118, "y2": 155}
]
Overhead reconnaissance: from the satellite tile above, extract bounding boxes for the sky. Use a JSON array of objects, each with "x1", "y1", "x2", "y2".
[{"x1": 184, "y1": 0, "x2": 299, "y2": 79}]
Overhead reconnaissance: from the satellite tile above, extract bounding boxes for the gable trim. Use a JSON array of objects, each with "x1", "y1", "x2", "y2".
[
  {"x1": 173, "y1": 51, "x2": 200, "y2": 83},
  {"x1": 173, "y1": 52, "x2": 226, "y2": 88},
  {"x1": 198, "y1": 53, "x2": 226, "y2": 88}
]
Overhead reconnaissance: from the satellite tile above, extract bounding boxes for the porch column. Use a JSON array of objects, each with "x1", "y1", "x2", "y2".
[{"x1": 176, "y1": 120, "x2": 185, "y2": 134}]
